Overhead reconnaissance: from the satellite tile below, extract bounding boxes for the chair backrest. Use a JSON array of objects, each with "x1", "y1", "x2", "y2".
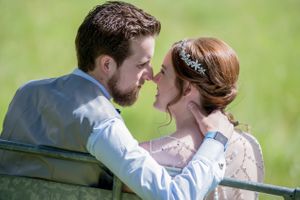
[
  {"x1": 0, "y1": 139, "x2": 299, "y2": 200},
  {"x1": 0, "y1": 139, "x2": 139, "y2": 200},
  {"x1": 0, "y1": 173, "x2": 140, "y2": 200}
]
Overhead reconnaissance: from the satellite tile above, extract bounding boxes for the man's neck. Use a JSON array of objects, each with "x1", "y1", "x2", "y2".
[
  {"x1": 87, "y1": 70, "x2": 112, "y2": 97},
  {"x1": 73, "y1": 68, "x2": 112, "y2": 100}
]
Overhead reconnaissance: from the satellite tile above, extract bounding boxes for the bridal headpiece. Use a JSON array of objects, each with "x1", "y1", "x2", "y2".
[{"x1": 179, "y1": 40, "x2": 206, "y2": 75}]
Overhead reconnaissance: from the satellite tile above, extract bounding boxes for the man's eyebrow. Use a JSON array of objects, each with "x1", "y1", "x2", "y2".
[
  {"x1": 138, "y1": 60, "x2": 150, "y2": 66},
  {"x1": 138, "y1": 56, "x2": 152, "y2": 64}
]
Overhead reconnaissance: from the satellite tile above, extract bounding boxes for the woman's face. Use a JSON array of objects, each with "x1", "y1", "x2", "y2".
[{"x1": 153, "y1": 49, "x2": 179, "y2": 112}]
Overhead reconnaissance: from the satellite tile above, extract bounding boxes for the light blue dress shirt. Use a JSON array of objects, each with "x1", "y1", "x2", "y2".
[{"x1": 74, "y1": 68, "x2": 226, "y2": 200}]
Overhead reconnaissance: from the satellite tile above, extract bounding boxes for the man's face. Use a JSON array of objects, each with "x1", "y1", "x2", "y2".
[{"x1": 108, "y1": 36, "x2": 155, "y2": 107}]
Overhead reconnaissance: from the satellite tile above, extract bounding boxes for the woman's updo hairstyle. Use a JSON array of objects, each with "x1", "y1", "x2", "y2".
[{"x1": 170, "y1": 37, "x2": 239, "y2": 116}]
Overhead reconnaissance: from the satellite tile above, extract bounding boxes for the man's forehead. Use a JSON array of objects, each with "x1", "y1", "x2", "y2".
[{"x1": 128, "y1": 36, "x2": 155, "y2": 61}]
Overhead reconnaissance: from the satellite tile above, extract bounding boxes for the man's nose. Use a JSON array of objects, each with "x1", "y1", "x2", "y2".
[{"x1": 144, "y1": 67, "x2": 153, "y2": 81}]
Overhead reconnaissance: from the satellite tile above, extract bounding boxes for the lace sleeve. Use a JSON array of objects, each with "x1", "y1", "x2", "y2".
[{"x1": 206, "y1": 131, "x2": 264, "y2": 200}]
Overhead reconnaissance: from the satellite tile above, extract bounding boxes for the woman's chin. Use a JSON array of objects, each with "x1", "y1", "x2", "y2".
[
  {"x1": 153, "y1": 101, "x2": 159, "y2": 109},
  {"x1": 153, "y1": 102, "x2": 166, "y2": 112}
]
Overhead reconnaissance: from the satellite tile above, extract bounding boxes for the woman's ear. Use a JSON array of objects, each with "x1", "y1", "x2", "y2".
[
  {"x1": 183, "y1": 83, "x2": 201, "y2": 103},
  {"x1": 183, "y1": 82, "x2": 192, "y2": 96}
]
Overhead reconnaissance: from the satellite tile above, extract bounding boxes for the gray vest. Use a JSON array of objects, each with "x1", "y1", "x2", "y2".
[{"x1": 0, "y1": 73, "x2": 121, "y2": 187}]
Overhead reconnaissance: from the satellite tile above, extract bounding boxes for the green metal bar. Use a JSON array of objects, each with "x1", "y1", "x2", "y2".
[
  {"x1": 0, "y1": 139, "x2": 108, "y2": 170},
  {"x1": 294, "y1": 189, "x2": 300, "y2": 200},
  {"x1": 220, "y1": 178, "x2": 300, "y2": 200},
  {"x1": 112, "y1": 176, "x2": 123, "y2": 200},
  {"x1": 0, "y1": 139, "x2": 299, "y2": 199}
]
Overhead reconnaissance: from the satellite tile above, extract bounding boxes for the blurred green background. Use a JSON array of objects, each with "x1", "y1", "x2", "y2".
[{"x1": 0, "y1": 0, "x2": 299, "y2": 199}]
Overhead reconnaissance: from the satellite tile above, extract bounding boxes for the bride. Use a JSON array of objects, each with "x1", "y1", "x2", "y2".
[{"x1": 141, "y1": 37, "x2": 264, "y2": 200}]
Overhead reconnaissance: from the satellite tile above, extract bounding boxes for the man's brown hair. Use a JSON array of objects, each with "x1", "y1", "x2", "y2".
[{"x1": 75, "y1": 1, "x2": 161, "y2": 72}]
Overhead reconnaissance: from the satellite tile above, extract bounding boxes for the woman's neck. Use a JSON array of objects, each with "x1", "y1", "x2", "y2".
[
  {"x1": 171, "y1": 106, "x2": 203, "y2": 139},
  {"x1": 167, "y1": 106, "x2": 204, "y2": 151}
]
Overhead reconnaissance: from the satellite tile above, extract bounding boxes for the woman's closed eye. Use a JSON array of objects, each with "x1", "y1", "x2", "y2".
[{"x1": 160, "y1": 65, "x2": 167, "y2": 75}]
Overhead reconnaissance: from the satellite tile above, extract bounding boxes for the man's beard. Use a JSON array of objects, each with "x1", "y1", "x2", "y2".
[{"x1": 108, "y1": 71, "x2": 140, "y2": 107}]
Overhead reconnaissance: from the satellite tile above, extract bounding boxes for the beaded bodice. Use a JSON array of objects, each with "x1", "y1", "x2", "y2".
[{"x1": 142, "y1": 130, "x2": 264, "y2": 200}]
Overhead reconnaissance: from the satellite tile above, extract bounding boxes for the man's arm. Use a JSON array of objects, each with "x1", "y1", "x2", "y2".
[{"x1": 87, "y1": 112, "x2": 231, "y2": 200}]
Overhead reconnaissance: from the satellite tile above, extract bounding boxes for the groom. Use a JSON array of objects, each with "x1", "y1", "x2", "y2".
[{"x1": 0, "y1": 1, "x2": 232, "y2": 199}]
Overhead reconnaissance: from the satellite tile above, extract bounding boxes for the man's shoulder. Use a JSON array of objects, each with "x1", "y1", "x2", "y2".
[
  {"x1": 19, "y1": 76, "x2": 61, "y2": 90},
  {"x1": 17, "y1": 74, "x2": 80, "y2": 92}
]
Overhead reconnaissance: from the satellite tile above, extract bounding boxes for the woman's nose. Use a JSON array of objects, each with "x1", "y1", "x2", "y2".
[{"x1": 152, "y1": 73, "x2": 160, "y2": 83}]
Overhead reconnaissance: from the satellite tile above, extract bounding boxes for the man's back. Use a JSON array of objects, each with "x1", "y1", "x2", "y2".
[{"x1": 0, "y1": 73, "x2": 119, "y2": 187}]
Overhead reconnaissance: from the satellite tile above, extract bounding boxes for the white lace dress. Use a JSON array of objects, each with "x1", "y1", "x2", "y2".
[{"x1": 142, "y1": 130, "x2": 264, "y2": 200}]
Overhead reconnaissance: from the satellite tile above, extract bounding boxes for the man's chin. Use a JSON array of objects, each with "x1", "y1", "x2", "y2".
[
  {"x1": 113, "y1": 93, "x2": 139, "y2": 107},
  {"x1": 113, "y1": 99, "x2": 137, "y2": 107}
]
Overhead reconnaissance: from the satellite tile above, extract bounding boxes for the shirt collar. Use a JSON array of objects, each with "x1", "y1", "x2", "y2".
[{"x1": 72, "y1": 68, "x2": 111, "y2": 100}]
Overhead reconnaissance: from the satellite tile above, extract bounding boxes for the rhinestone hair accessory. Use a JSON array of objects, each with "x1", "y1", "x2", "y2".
[{"x1": 179, "y1": 40, "x2": 206, "y2": 75}]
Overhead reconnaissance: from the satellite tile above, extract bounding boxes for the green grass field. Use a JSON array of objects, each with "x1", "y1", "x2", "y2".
[{"x1": 1, "y1": 0, "x2": 299, "y2": 199}]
